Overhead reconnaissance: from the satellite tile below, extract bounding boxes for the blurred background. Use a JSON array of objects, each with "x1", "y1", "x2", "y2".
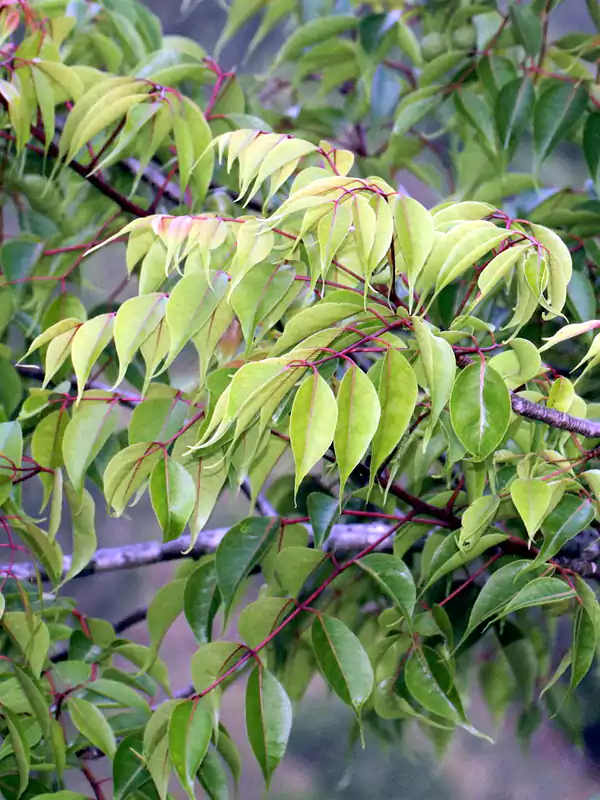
[{"x1": 44, "y1": 1, "x2": 600, "y2": 798}]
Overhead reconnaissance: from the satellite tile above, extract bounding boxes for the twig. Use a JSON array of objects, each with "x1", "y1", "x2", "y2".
[{"x1": 511, "y1": 393, "x2": 600, "y2": 439}]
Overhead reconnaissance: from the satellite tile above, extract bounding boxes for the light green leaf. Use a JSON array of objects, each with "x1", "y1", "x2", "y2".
[
  {"x1": 62, "y1": 486, "x2": 96, "y2": 584},
  {"x1": 113, "y1": 293, "x2": 168, "y2": 387},
  {"x1": 71, "y1": 314, "x2": 115, "y2": 399},
  {"x1": 413, "y1": 319, "x2": 456, "y2": 446},
  {"x1": 63, "y1": 396, "x2": 118, "y2": 497},
  {"x1": 458, "y1": 494, "x2": 500, "y2": 552},
  {"x1": 103, "y1": 442, "x2": 162, "y2": 516},
  {"x1": 334, "y1": 366, "x2": 380, "y2": 496},
  {"x1": 510, "y1": 478, "x2": 553, "y2": 541},
  {"x1": 67, "y1": 697, "x2": 116, "y2": 758},
  {"x1": 290, "y1": 372, "x2": 337, "y2": 495},
  {"x1": 369, "y1": 348, "x2": 418, "y2": 482},
  {"x1": 143, "y1": 578, "x2": 187, "y2": 671}
]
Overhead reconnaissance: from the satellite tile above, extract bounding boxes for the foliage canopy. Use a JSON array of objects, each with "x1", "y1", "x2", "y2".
[{"x1": 0, "y1": 0, "x2": 600, "y2": 796}]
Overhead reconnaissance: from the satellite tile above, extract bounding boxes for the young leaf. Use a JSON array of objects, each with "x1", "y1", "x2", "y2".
[
  {"x1": 290, "y1": 372, "x2": 338, "y2": 495},
  {"x1": 246, "y1": 666, "x2": 292, "y2": 787},
  {"x1": 143, "y1": 578, "x2": 187, "y2": 671},
  {"x1": 450, "y1": 362, "x2": 511, "y2": 461},
  {"x1": 63, "y1": 397, "x2": 118, "y2": 497},
  {"x1": 369, "y1": 348, "x2": 418, "y2": 483},
  {"x1": 113, "y1": 293, "x2": 168, "y2": 386},
  {"x1": 499, "y1": 577, "x2": 576, "y2": 616},
  {"x1": 311, "y1": 615, "x2": 373, "y2": 717},
  {"x1": 413, "y1": 319, "x2": 456, "y2": 446},
  {"x1": 510, "y1": 478, "x2": 553, "y2": 541},
  {"x1": 334, "y1": 366, "x2": 380, "y2": 496}
]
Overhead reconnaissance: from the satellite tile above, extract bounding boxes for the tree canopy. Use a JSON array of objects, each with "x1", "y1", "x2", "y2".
[{"x1": 0, "y1": 0, "x2": 600, "y2": 797}]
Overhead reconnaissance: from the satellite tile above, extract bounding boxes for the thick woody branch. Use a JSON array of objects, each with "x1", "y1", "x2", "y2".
[{"x1": 511, "y1": 393, "x2": 600, "y2": 439}]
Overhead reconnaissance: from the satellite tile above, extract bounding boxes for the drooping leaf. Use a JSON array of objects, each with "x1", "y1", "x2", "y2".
[
  {"x1": 169, "y1": 700, "x2": 212, "y2": 799},
  {"x1": 311, "y1": 615, "x2": 373, "y2": 717},
  {"x1": 290, "y1": 372, "x2": 338, "y2": 495},
  {"x1": 246, "y1": 666, "x2": 292, "y2": 787}
]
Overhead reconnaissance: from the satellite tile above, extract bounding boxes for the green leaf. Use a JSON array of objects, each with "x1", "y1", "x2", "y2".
[
  {"x1": 369, "y1": 348, "x2": 418, "y2": 483},
  {"x1": 238, "y1": 597, "x2": 290, "y2": 650},
  {"x1": 334, "y1": 366, "x2": 380, "y2": 496},
  {"x1": 164, "y1": 273, "x2": 228, "y2": 370},
  {"x1": 393, "y1": 196, "x2": 434, "y2": 296},
  {"x1": 86, "y1": 678, "x2": 150, "y2": 713},
  {"x1": 274, "y1": 15, "x2": 358, "y2": 67},
  {"x1": 169, "y1": 700, "x2": 212, "y2": 799},
  {"x1": 63, "y1": 395, "x2": 118, "y2": 497},
  {"x1": 113, "y1": 293, "x2": 168, "y2": 386},
  {"x1": 273, "y1": 546, "x2": 328, "y2": 596},
  {"x1": 510, "y1": 478, "x2": 553, "y2": 541},
  {"x1": 290, "y1": 372, "x2": 337, "y2": 495},
  {"x1": 143, "y1": 578, "x2": 187, "y2": 671},
  {"x1": 184, "y1": 559, "x2": 220, "y2": 645},
  {"x1": 528, "y1": 495, "x2": 594, "y2": 568},
  {"x1": 533, "y1": 81, "x2": 589, "y2": 168},
  {"x1": 150, "y1": 455, "x2": 195, "y2": 542},
  {"x1": 311, "y1": 615, "x2": 373, "y2": 716},
  {"x1": 1, "y1": 611, "x2": 50, "y2": 677},
  {"x1": 215, "y1": 517, "x2": 279, "y2": 619},
  {"x1": 499, "y1": 577, "x2": 576, "y2": 617},
  {"x1": 67, "y1": 697, "x2": 116, "y2": 758},
  {"x1": 405, "y1": 649, "x2": 461, "y2": 724},
  {"x1": 358, "y1": 553, "x2": 416, "y2": 620},
  {"x1": 62, "y1": 486, "x2": 97, "y2": 584},
  {"x1": 198, "y1": 749, "x2": 229, "y2": 800},
  {"x1": 509, "y1": 4, "x2": 542, "y2": 56},
  {"x1": 3, "y1": 709, "x2": 30, "y2": 797},
  {"x1": 426, "y1": 532, "x2": 508, "y2": 589},
  {"x1": 71, "y1": 314, "x2": 115, "y2": 399},
  {"x1": 307, "y1": 492, "x2": 338, "y2": 549},
  {"x1": 113, "y1": 733, "x2": 151, "y2": 800},
  {"x1": 495, "y1": 77, "x2": 535, "y2": 153},
  {"x1": 393, "y1": 86, "x2": 439, "y2": 135},
  {"x1": 245, "y1": 667, "x2": 292, "y2": 787},
  {"x1": 458, "y1": 494, "x2": 500, "y2": 552},
  {"x1": 12, "y1": 664, "x2": 50, "y2": 738},
  {"x1": 0, "y1": 421, "x2": 22, "y2": 504},
  {"x1": 570, "y1": 604, "x2": 599, "y2": 693},
  {"x1": 413, "y1": 319, "x2": 456, "y2": 445},
  {"x1": 462, "y1": 560, "x2": 541, "y2": 640},
  {"x1": 584, "y1": 112, "x2": 600, "y2": 196},
  {"x1": 103, "y1": 442, "x2": 162, "y2": 516},
  {"x1": 450, "y1": 362, "x2": 510, "y2": 461}
]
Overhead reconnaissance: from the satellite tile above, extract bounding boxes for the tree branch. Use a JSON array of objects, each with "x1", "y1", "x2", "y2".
[
  {"x1": 511, "y1": 393, "x2": 600, "y2": 438},
  {"x1": 6, "y1": 521, "x2": 599, "y2": 583},
  {"x1": 6, "y1": 522, "x2": 393, "y2": 583}
]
